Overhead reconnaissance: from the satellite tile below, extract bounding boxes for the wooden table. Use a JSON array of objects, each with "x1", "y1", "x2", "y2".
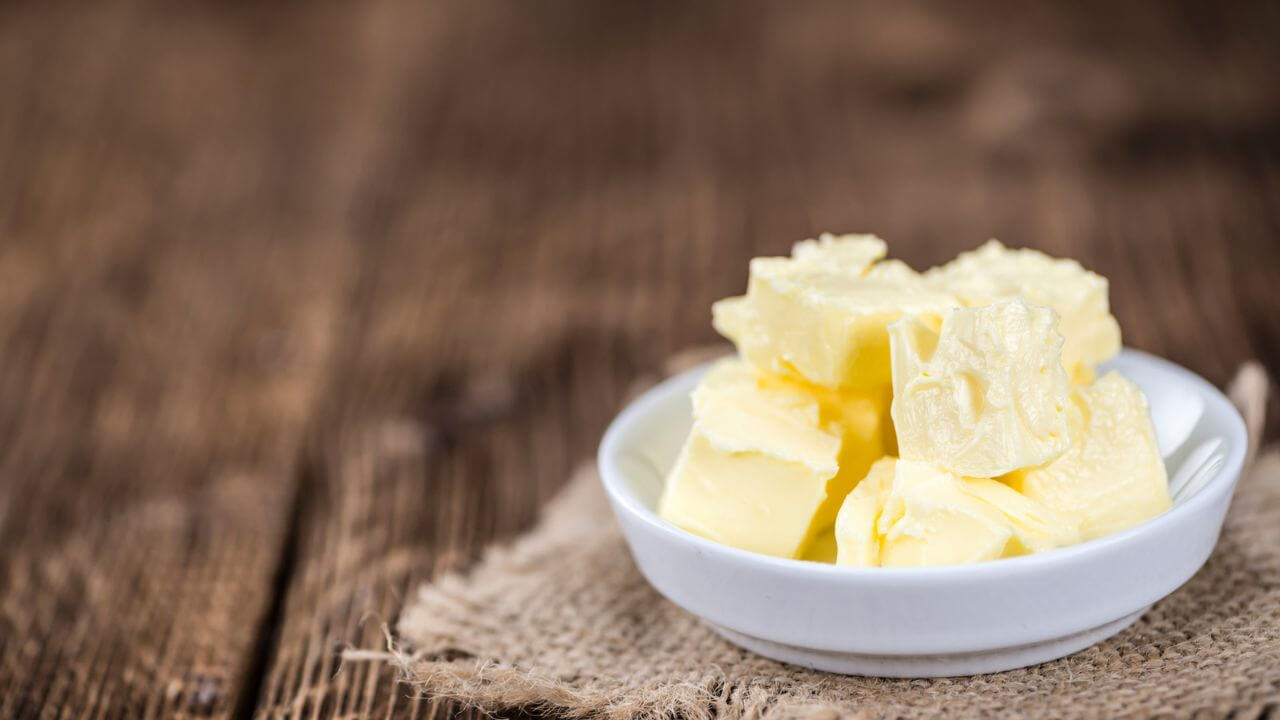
[{"x1": 1, "y1": 1, "x2": 1278, "y2": 717}]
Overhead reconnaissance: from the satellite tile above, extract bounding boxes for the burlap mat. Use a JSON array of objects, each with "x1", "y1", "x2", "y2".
[{"x1": 389, "y1": 363, "x2": 1277, "y2": 719}]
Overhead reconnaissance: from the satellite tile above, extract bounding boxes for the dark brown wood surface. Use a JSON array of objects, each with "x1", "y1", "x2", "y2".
[{"x1": 1, "y1": 1, "x2": 1278, "y2": 718}]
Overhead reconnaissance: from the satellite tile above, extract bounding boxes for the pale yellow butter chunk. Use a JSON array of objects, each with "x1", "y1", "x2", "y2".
[
  {"x1": 659, "y1": 360, "x2": 885, "y2": 559},
  {"x1": 862, "y1": 258, "x2": 923, "y2": 283},
  {"x1": 711, "y1": 295, "x2": 752, "y2": 349},
  {"x1": 756, "y1": 369, "x2": 892, "y2": 476},
  {"x1": 660, "y1": 433, "x2": 835, "y2": 558},
  {"x1": 890, "y1": 299, "x2": 1071, "y2": 478},
  {"x1": 835, "y1": 458, "x2": 1079, "y2": 568},
  {"x1": 833, "y1": 457, "x2": 897, "y2": 566},
  {"x1": 1005, "y1": 372, "x2": 1171, "y2": 541},
  {"x1": 790, "y1": 233, "x2": 887, "y2": 271},
  {"x1": 714, "y1": 255, "x2": 956, "y2": 390},
  {"x1": 926, "y1": 240, "x2": 1121, "y2": 384},
  {"x1": 713, "y1": 232, "x2": 887, "y2": 383},
  {"x1": 689, "y1": 361, "x2": 840, "y2": 466}
]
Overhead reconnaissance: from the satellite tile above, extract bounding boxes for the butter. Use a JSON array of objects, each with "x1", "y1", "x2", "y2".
[
  {"x1": 659, "y1": 359, "x2": 886, "y2": 558},
  {"x1": 710, "y1": 295, "x2": 752, "y2": 347},
  {"x1": 790, "y1": 232, "x2": 887, "y2": 270},
  {"x1": 835, "y1": 458, "x2": 1079, "y2": 567},
  {"x1": 926, "y1": 240, "x2": 1121, "y2": 384},
  {"x1": 1005, "y1": 372, "x2": 1171, "y2": 541},
  {"x1": 863, "y1": 258, "x2": 925, "y2": 283},
  {"x1": 756, "y1": 370, "x2": 892, "y2": 470},
  {"x1": 833, "y1": 457, "x2": 897, "y2": 566},
  {"x1": 713, "y1": 239, "x2": 956, "y2": 390},
  {"x1": 665, "y1": 234, "x2": 1164, "y2": 566},
  {"x1": 890, "y1": 299, "x2": 1071, "y2": 478}
]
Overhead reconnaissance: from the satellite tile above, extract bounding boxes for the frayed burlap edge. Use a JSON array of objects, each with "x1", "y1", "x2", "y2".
[{"x1": 385, "y1": 471, "x2": 781, "y2": 720}]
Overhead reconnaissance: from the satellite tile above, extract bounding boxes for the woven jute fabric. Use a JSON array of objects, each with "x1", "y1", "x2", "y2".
[{"x1": 393, "y1": 364, "x2": 1278, "y2": 719}]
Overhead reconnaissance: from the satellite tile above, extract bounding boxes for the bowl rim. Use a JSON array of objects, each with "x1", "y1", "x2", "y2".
[{"x1": 597, "y1": 348, "x2": 1247, "y2": 582}]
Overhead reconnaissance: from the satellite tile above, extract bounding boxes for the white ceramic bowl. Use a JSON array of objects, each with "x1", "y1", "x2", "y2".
[{"x1": 597, "y1": 349, "x2": 1247, "y2": 677}]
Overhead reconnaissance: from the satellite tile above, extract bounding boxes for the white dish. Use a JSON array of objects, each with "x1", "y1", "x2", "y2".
[{"x1": 597, "y1": 349, "x2": 1246, "y2": 677}]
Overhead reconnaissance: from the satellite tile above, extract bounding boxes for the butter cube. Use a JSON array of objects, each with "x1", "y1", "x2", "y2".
[
  {"x1": 890, "y1": 299, "x2": 1071, "y2": 478},
  {"x1": 926, "y1": 240, "x2": 1121, "y2": 384},
  {"x1": 756, "y1": 369, "x2": 892, "y2": 475},
  {"x1": 835, "y1": 458, "x2": 1079, "y2": 568},
  {"x1": 713, "y1": 252, "x2": 957, "y2": 391},
  {"x1": 713, "y1": 233, "x2": 886, "y2": 383},
  {"x1": 659, "y1": 360, "x2": 886, "y2": 558},
  {"x1": 833, "y1": 457, "x2": 897, "y2": 566},
  {"x1": 1005, "y1": 372, "x2": 1171, "y2": 541},
  {"x1": 710, "y1": 294, "x2": 758, "y2": 361},
  {"x1": 790, "y1": 233, "x2": 887, "y2": 270}
]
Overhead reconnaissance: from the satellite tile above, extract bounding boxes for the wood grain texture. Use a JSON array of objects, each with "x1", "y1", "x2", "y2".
[
  {"x1": 0, "y1": 1, "x2": 1278, "y2": 718},
  {"x1": 0, "y1": 1, "x2": 364, "y2": 716}
]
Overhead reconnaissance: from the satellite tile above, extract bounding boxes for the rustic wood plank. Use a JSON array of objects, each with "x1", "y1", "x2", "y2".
[{"x1": 0, "y1": 1, "x2": 383, "y2": 716}]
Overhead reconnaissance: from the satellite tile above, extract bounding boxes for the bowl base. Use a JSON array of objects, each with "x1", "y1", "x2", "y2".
[{"x1": 708, "y1": 606, "x2": 1149, "y2": 678}]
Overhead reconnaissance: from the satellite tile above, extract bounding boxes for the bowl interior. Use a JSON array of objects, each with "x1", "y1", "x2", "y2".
[{"x1": 605, "y1": 349, "x2": 1240, "y2": 529}]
